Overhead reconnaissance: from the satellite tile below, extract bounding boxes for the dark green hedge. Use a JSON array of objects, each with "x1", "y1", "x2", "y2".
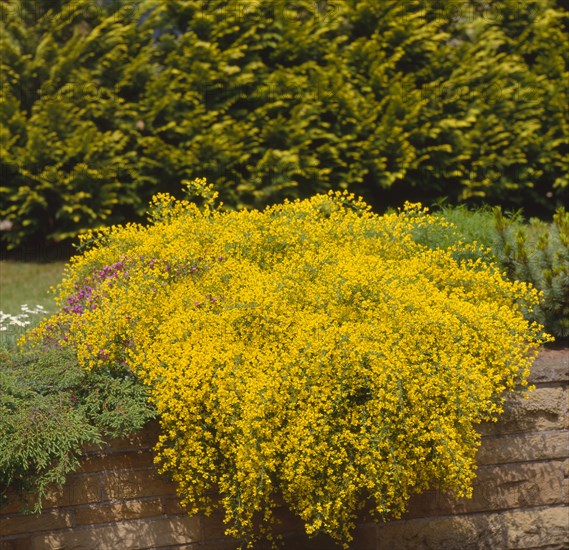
[{"x1": 1, "y1": 0, "x2": 567, "y2": 249}]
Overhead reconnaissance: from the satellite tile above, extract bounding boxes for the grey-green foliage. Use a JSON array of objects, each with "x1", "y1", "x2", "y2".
[
  {"x1": 1, "y1": 0, "x2": 567, "y2": 250},
  {"x1": 0, "y1": 347, "x2": 155, "y2": 511},
  {"x1": 420, "y1": 204, "x2": 569, "y2": 340},
  {"x1": 493, "y1": 207, "x2": 569, "y2": 339}
]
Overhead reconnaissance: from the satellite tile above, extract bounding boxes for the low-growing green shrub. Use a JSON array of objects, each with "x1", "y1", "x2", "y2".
[
  {"x1": 26, "y1": 180, "x2": 551, "y2": 545},
  {"x1": 417, "y1": 204, "x2": 569, "y2": 339},
  {"x1": 0, "y1": 347, "x2": 155, "y2": 511},
  {"x1": 493, "y1": 206, "x2": 569, "y2": 339}
]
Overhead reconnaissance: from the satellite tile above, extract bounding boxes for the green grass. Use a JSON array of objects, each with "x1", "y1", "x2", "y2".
[
  {"x1": 1, "y1": 261, "x2": 66, "y2": 348},
  {"x1": 1, "y1": 261, "x2": 66, "y2": 313}
]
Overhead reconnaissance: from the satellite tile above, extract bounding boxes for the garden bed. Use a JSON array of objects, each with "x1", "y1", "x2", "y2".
[{"x1": 1, "y1": 347, "x2": 566, "y2": 550}]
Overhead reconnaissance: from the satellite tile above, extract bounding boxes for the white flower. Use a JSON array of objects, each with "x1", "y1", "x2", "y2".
[{"x1": 0, "y1": 305, "x2": 49, "y2": 332}]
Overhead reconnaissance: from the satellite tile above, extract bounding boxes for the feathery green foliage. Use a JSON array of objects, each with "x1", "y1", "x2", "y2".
[
  {"x1": 492, "y1": 206, "x2": 569, "y2": 339},
  {"x1": 0, "y1": 347, "x2": 155, "y2": 511},
  {"x1": 418, "y1": 204, "x2": 569, "y2": 339}
]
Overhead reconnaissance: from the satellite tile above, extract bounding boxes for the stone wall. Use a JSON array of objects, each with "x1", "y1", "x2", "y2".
[{"x1": 1, "y1": 348, "x2": 567, "y2": 549}]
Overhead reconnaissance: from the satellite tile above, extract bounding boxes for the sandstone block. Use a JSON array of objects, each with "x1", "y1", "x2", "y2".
[
  {"x1": 376, "y1": 512, "x2": 504, "y2": 550},
  {"x1": 0, "y1": 538, "x2": 32, "y2": 550},
  {"x1": 478, "y1": 387, "x2": 564, "y2": 436},
  {"x1": 1, "y1": 474, "x2": 100, "y2": 516},
  {"x1": 76, "y1": 451, "x2": 155, "y2": 474},
  {"x1": 102, "y1": 421, "x2": 161, "y2": 453},
  {"x1": 351, "y1": 522, "x2": 378, "y2": 549},
  {"x1": 503, "y1": 506, "x2": 569, "y2": 549},
  {"x1": 405, "y1": 460, "x2": 564, "y2": 518},
  {"x1": 0, "y1": 490, "x2": 36, "y2": 516},
  {"x1": 198, "y1": 541, "x2": 241, "y2": 550},
  {"x1": 202, "y1": 511, "x2": 229, "y2": 541},
  {"x1": 529, "y1": 348, "x2": 569, "y2": 384},
  {"x1": 276, "y1": 532, "x2": 343, "y2": 550},
  {"x1": 563, "y1": 386, "x2": 569, "y2": 430},
  {"x1": 0, "y1": 509, "x2": 73, "y2": 537},
  {"x1": 31, "y1": 516, "x2": 201, "y2": 550},
  {"x1": 477, "y1": 430, "x2": 569, "y2": 464},
  {"x1": 42, "y1": 473, "x2": 101, "y2": 508},
  {"x1": 102, "y1": 468, "x2": 176, "y2": 500},
  {"x1": 163, "y1": 497, "x2": 187, "y2": 516},
  {"x1": 74, "y1": 498, "x2": 163, "y2": 525}
]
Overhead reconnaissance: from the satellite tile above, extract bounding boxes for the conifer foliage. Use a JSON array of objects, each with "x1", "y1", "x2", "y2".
[{"x1": 1, "y1": 0, "x2": 567, "y2": 249}]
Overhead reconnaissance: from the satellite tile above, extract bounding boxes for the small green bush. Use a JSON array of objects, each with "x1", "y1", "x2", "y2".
[
  {"x1": 0, "y1": 347, "x2": 155, "y2": 511},
  {"x1": 418, "y1": 204, "x2": 569, "y2": 339},
  {"x1": 493, "y1": 206, "x2": 569, "y2": 339}
]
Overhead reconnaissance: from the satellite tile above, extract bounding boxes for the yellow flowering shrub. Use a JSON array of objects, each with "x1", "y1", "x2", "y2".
[{"x1": 27, "y1": 179, "x2": 550, "y2": 545}]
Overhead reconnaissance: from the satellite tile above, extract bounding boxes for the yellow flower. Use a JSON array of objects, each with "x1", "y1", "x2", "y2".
[{"x1": 25, "y1": 180, "x2": 551, "y2": 545}]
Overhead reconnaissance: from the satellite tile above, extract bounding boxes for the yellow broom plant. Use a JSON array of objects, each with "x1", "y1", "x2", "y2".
[{"x1": 27, "y1": 179, "x2": 551, "y2": 545}]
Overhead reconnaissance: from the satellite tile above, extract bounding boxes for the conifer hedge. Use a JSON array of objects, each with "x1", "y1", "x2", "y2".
[{"x1": 1, "y1": 0, "x2": 567, "y2": 249}]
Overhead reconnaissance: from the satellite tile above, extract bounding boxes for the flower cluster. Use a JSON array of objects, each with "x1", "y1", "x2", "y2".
[
  {"x1": 62, "y1": 260, "x2": 127, "y2": 315},
  {"x1": 27, "y1": 180, "x2": 551, "y2": 545},
  {"x1": 1, "y1": 304, "x2": 48, "y2": 331}
]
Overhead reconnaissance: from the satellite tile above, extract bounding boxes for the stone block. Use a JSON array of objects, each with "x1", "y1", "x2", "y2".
[
  {"x1": 478, "y1": 387, "x2": 564, "y2": 436},
  {"x1": 1, "y1": 474, "x2": 100, "y2": 516},
  {"x1": 80, "y1": 441, "x2": 106, "y2": 454},
  {"x1": 198, "y1": 541, "x2": 240, "y2": 550},
  {"x1": 0, "y1": 509, "x2": 73, "y2": 537},
  {"x1": 31, "y1": 516, "x2": 201, "y2": 550},
  {"x1": 76, "y1": 451, "x2": 155, "y2": 474},
  {"x1": 0, "y1": 490, "x2": 35, "y2": 516},
  {"x1": 202, "y1": 511, "x2": 230, "y2": 541},
  {"x1": 565, "y1": 386, "x2": 569, "y2": 430},
  {"x1": 529, "y1": 348, "x2": 569, "y2": 384},
  {"x1": 404, "y1": 461, "x2": 564, "y2": 518},
  {"x1": 271, "y1": 506, "x2": 305, "y2": 536},
  {"x1": 163, "y1": 497, "x2": 188, "y2": 516},
  {"x1": 376, "y1": 512, "x2": 504, "y2": 550},
  {"x1": 74, "y1": 498, "x2": 163, "y2": 525},
  {"x1": 200, "y1": 508, "x2": 373, "y2": 549},
  {"x1": 42, "y1": 473, "x2": 102, "y2": 508},
  {"x1": 276, "y1": 532, "x2": 343, "y2": 550},
  {"x1": 473, "y1": 462, "x2": 564, "y2": 510},
  {"x1": 351, "y1": 522, "x2": 378, "y2": 549},
  {"x1": 0, "y1": 538, "x2": 32, "y2": 550},
  {"x1": 102, "y1": 421, "x2": 161, "y2": 453},
  {"x1": 503, "y1": 506, "x2": 569, "y2": 549},
  {"x1": 477, "y1": 431, "x2": 569, "y2": 465},
  {"x1": 102, "y1": 468, "x2": 177, "y2": 500}
]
